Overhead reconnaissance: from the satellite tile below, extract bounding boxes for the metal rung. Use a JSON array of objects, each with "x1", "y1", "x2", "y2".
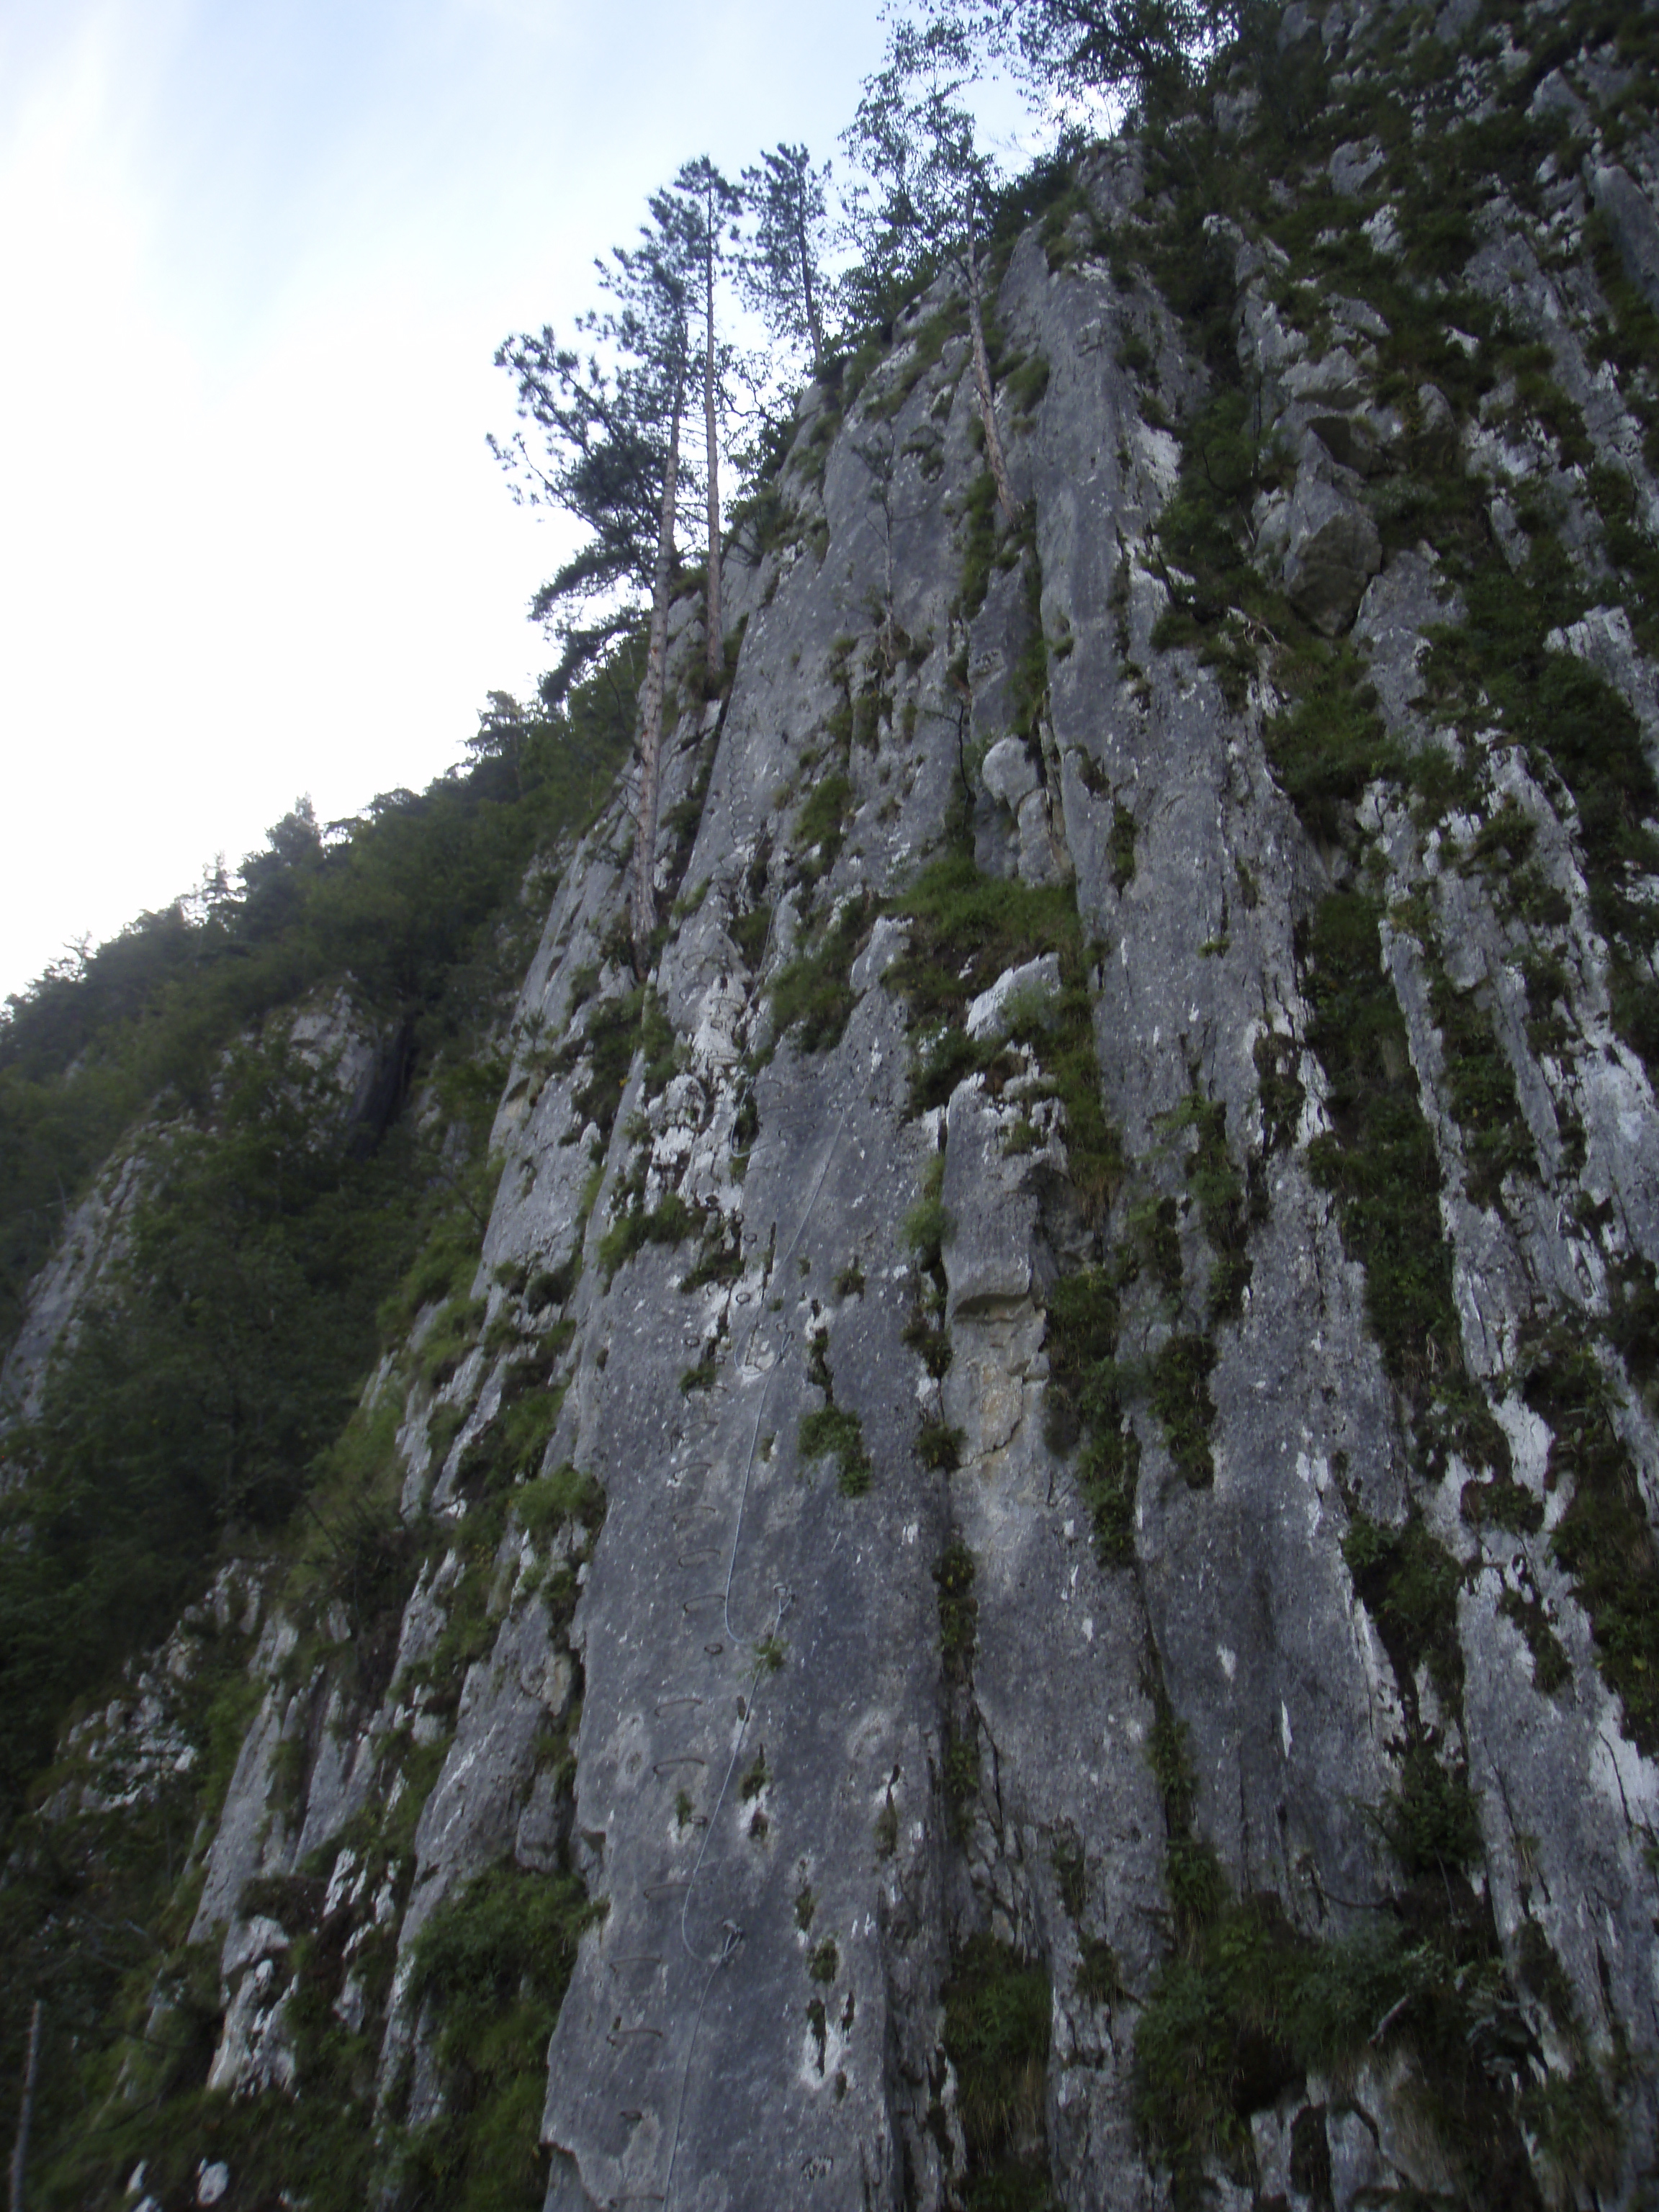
[
  {"x1": 652, "y1": 1755, "x2": 706, "y2": 1776},
  {"x1": 677, "y1": 1548, "x2": 721, "y2": 1568},
  {"x1": 653, "y1": 1696, "x2": 703, "y2": 1714},
  {"x1": 680, "y1": 1590, "x2": 724, "y2": 1613},
  {"x1": 703, "y1": 1640, "x2": 724, "y2": 1655},
  {"x1": 642, "y1": 1879, "x2": 690, "y2": 1899},
  {"x1": 619, "y1": 2108, "x2": 644, "y2": 2123},
  {"x1": 606, "y1": 2025, "x2": 665, "y2": 2046},
  {"x1": 607, "y1": 1955, "x2": 665, "y2": 1974}
]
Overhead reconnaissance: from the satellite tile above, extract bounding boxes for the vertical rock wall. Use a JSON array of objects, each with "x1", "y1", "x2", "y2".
[{"x1": 14, "y1": 4, "x2": 1659, "y2": 2208}]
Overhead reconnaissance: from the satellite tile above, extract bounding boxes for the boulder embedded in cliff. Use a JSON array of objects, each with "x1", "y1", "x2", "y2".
[
  {"x1": 966, "y1": 953, "x2": 1062, "y2": 1043},
  {"x1": 981, "y1": 734, "x2": 1040, "y2": 812},
  {"x1": 1282, "y1": 465, "x2": 1382, "y2": 636}
]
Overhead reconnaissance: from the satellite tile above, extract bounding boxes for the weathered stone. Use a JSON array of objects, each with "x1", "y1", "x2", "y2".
[
  {"x1": 1588, "y1": 162, "x2": 1659, "y2": 315},
  {"x1": 941, "y1": 1081, "x2": 1037, "y2": 1316},
  {"x1": 980, "y1": 734, "x2": 1040, "y2": 812},
  {"x1": 965, "y1": 953, "x2": 1063, "y2": 1043},
  {"x1": 1282, "y1": 464, "x2": 1382, "y2": 634},
  {"x1": 1329, "y1": 138, "x2": 1384, "y2": 196}
]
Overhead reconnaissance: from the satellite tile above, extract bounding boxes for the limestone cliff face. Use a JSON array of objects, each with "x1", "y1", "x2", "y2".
[{"x1": 14, "y1": 4, "x2": 1659, "y2": 2208}]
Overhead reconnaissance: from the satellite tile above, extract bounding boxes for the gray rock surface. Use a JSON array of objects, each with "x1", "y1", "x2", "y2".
[
  {"x1": 1589, "y1": 161, "x2": 1659, "y2": 316},
  {"x1": 18, "y1": 17, "x2": 1659, "y2": 2209},
  {"x1": 1282, "y1": 463, "x2": 1382, "y2": 634}
]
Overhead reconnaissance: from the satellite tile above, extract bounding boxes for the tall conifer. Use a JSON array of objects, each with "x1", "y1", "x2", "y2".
[{"x1": 845, "y1": 17, "x2": 1021, "y2": 525}]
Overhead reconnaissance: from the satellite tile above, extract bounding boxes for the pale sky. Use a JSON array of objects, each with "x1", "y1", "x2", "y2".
[{"x1": 0, "y1": 0, "x2": 917, "y2": 1002}]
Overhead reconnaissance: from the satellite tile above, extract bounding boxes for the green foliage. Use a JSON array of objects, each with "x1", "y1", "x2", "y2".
[
  {"x1": 1164, "y1": 1093, "x2": 1251, "y2": 1320},
  {"x1": 1262, "y1": 647, "x2": 1399, "y2": 843},
  {"x1": 768, "y1": 894, "x2": 876, "y2": 1056},
  {"x1": 679, "y1": 1348, "x2": 717, "y2": 1393},
  {"x1": 731, "y1": 900, "x2": 773, "y2": 968},
  {"x1": 1075, "y1": 1936, "x2": 1123, "y2": 2005},
  {"x1": 940, "y1": 1933, "x2": 1053, "y2": 2212},
  {"x1": 793, "y1": 771, "x2": 855, "y2": 878},
  {"x1": 917, "y1": 1413, "x2": 965, "y2": 1471},
  {"x1": 595, "y1": 1190, "x2": 698, "y2": 1284},
  {"x1": 1426, "y1": 967, "x2": 1537, "y2": 1207},
  {"x1": 868, "y1": 299, "x2": 968, "y2": 422},
  {"x1": 1153, "y1": 385, "x2": 1287, "y2": 655},
  {"x1": 1146, "y1": 1334, "x2": 1218, "y2": 1491},
  {"x1": 1300, "y1": 893, "x2": 1466, "y2": 1434},
  {"x1": 514, "y1": 1462, "x2": 604, "y2": 1543},
  {"x1": 418, "y1": 1294, "x2": 489, "y2": 1389},
  {"x1": 0, "y1": 629, "x2": 634, "y2": 1853},
  {"x1": 1108, "y1": 801, "x2": 1137, "y2": 891},
  {"x1": 0, "y1": 668, "x2": 632, "y2": 1367},
  {"x1": 1498, "y1": 1586, "x2": 1573, "y2": 1696},
  {"x1": 1133, "y1": 1677, "x2": 1544, "y2": 2209},
  {"x1": 1341, "y1": 1509, "x2": 1464, "y2": 1707},
  {"x1": 958, "y1": 468, "x2": 1003, "y2": 620},
  {"x1": 935, "y1": 1540, "x2": 978, "y2": 1677},
  {"x1": 902, "y1": 1159, "x2": 956, "y2": 1282},
  {"x1": 904, "y1": 1154, "x2": 954, "y2": 1270},
  {"x1": 0, "y1": 1051, "x2": 433, "y2": 1831},
  {"x1": 1043, "y1": 1267, "x2": 1138, "y2": 1566},
  {"x1": 887, "y1": 855, "x2": 1120, "y2": 1214},
  {"x1": 402, "y1": 1863, "x2": 601, "y2": 2210},
  {"x1": 1131, "y1": 1899, "x2": 1495, "y2": 2200},
  {"x1": 1520, "y1": 1319, "x2": 1659, "y2": 1757},
  {"x1": 289, "y1": 1390, "x2": 418, "y2": 1626},
  {"x1": 1380, "y1": 1746, "x2": 1482, "y2": 1883},
  {"x1": 680, "y1": 1215, "x2": 745, "y2": 1291},
  {"x1": 45, "y1": 2077, "x2": 382, "y2": 2212},
  {"x1": 799, "y1": 1406, "x2": 873, "y2": 1497},
  {"x1": 566, "y1": 984, "x2": 649, "y2": 1141}
]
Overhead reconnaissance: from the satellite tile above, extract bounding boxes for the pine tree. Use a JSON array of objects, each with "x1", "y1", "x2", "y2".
[
  {"x1": 673, "y1": 157, "x2": 745, "y2": 693},
  {"x1": 845, "y1": 16, "x2": 1022, "y2": 526},
  {"x1": 493, "y1": 196, "x2": 696, "y2": 958},
  {"x1": 954, "y1": 0, "x2": 1242, "y2": 119},
  {"x1": 739, "y1": 143, "x2": 835, "y2": 379}
]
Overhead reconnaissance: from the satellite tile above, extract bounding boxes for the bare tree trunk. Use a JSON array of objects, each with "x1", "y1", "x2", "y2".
[
  {"x1": 632, "y1": 375, "x2": 683, "y2": 961},
  {"x1": 703, "y1": 223, "x2": 723, "y2": 693},
  {"x1": 8, "y1": 2001, "x2": 40, "y2": 2212},
  {"x1": 966, "y1": 231, "x2": 1020, "y2": 528}
]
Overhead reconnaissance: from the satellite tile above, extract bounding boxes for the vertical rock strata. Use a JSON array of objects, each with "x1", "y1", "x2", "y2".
[{"x1": 12, "y1": 4, "x2": 1659, "y2": 2206}]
